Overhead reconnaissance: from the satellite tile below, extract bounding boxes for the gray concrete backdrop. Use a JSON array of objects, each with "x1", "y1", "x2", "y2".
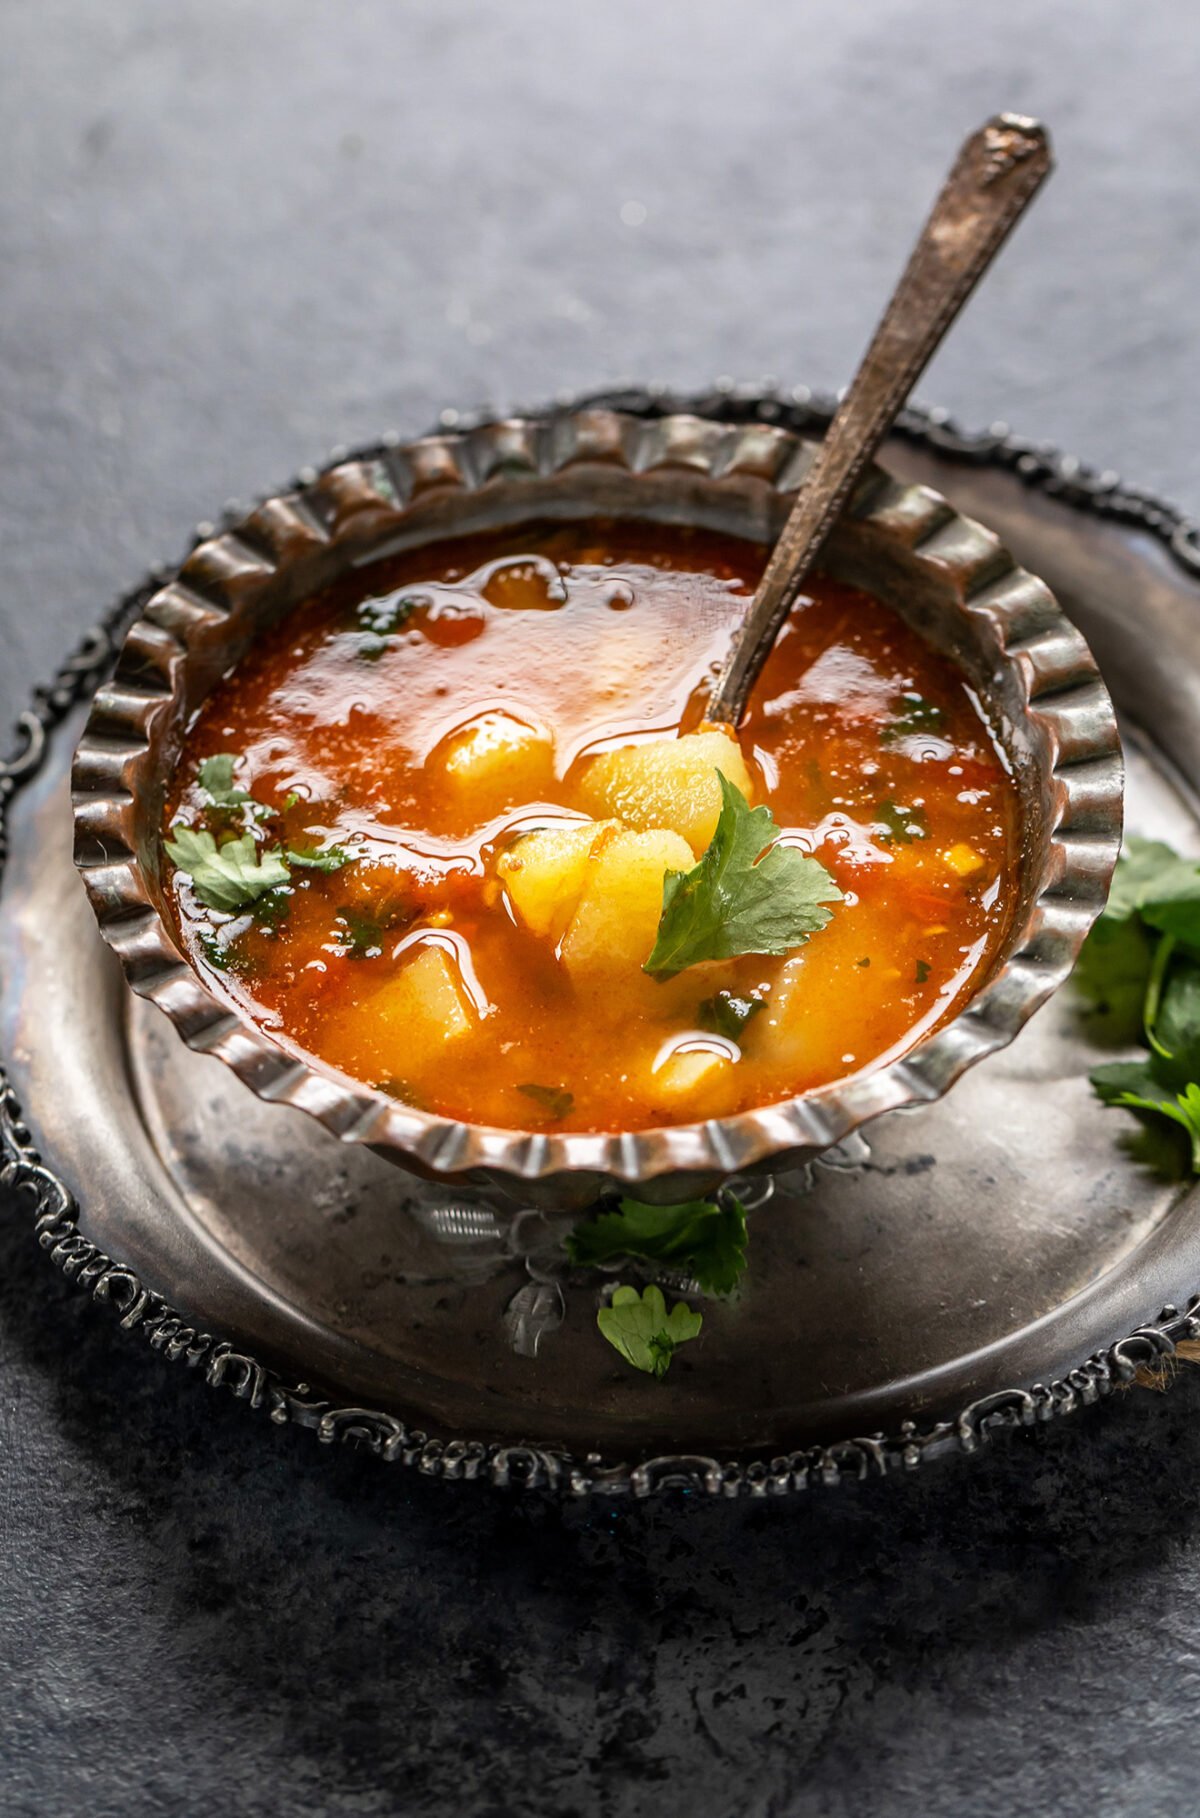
[{"x1": 3, "y1": 4, "x2": 1199, "y2": 1815}]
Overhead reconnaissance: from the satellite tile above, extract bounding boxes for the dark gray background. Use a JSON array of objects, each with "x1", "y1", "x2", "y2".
[{"x1": 3, "y1": 4, "x2": 1200, "y2": 1814}]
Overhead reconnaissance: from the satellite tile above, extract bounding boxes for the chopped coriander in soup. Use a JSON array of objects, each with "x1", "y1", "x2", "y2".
[{"x1": 163, "y1": 520, "x2": 1019, "y2": 1131}]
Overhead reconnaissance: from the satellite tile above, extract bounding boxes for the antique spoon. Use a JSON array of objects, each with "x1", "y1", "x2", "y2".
[{"x1": 707, "y1": 112, "x2": 1053, "y2": 727}]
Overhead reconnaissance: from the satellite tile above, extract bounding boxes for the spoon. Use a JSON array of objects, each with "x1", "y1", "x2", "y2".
[{"x1": 706, "y1": 113, "x2": 1053, "y2": 728}]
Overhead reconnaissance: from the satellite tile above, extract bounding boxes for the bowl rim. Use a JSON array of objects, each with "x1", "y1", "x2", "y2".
[{"x1": 70, "y1": 405, "x2": 1124, "y2": 1193}]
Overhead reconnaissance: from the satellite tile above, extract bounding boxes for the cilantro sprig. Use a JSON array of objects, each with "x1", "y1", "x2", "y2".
[
  {"x1": 1077, "y1": 836, "x2": 1200, "y2": 1176},
  {"x1": 168, "y1": 752, "x2": 356, "y2": 915},
  {"x1": 568, "y1": 1192, "x2": 748, "y2": 1297},
  {"x1": 164, "y1": 828, "x2": 290, "y2": 914},
  {"x1": 644, "y1": 776, "x2": 841, "y2": 979},
  {"x1": 596, "y1": 1284, "x2": 703, "y2": 1379}
]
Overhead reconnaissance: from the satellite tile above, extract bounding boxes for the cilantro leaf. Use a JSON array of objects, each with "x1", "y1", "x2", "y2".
[
  {"x1": 1090, "y1": 1057, "x2": 1161, "y2": 1106},
  {"x1": 1092, "y1": 1057, "x2": 1200, "y2": 1175},
  {"x1": 1142, "y1": 876, "x2": 1200, "y2": 951},
  {"x1": 165, "y1": 827, "x2": 290, "y2": 914},
  {"x1": 1153, "y1": 963, "x2": 1200, "y2": 1088},
  {"x1": 1112, "y1": 1081, "x2": 1200, "y2": 1174},
  {"x1": 697, "y1": 990, "x2": 765, "y2": 1042},
  {"x1": 567, "y1": 1193, "x2": 748, "y2": 1296},
  {"x1": 1104, "y1": 837, "x2": 1200, "y2": 924},
  {"x1": 596, "y1": 1283, "x2": 703, "y2": 1378},
  {"x1": 198, "y1": 753, "x2": 252, "y2": 807},
  {"x1": 286, "y1": 843, "x2": 355, "y2": 873},
  {"x1": 518, "y1": 1082, "x2": 574, "y2": 1120},
  {"x1": 1074, "y1": 910, "x2": 1155, "y2": 1044},
  {"x1": 644, "y1": 776, "x2": 841, "y2": 979}
]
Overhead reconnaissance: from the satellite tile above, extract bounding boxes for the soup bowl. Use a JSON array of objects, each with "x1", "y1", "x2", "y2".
[{"x1": 71, "y1": 407, "x2": 1123, "y2": 1210}]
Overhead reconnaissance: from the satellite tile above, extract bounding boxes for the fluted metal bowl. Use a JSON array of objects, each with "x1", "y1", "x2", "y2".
[{"x1": 71, "y1": 407, "x2": 1123, "y2": 1209}]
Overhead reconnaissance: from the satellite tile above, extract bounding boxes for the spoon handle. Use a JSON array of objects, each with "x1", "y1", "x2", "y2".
[{"x1": 707, "y1": 113, "x2": 1053, "y2": 727}]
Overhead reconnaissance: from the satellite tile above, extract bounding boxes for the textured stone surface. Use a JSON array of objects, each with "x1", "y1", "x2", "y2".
[{"x1": 4, "y1": 4, "x2": 1200, "y2": 1814}]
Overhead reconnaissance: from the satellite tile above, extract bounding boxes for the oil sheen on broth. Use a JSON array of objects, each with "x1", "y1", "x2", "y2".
[{"x1": 164, "y1": 521, "x2": 1018, "y2": 1132}]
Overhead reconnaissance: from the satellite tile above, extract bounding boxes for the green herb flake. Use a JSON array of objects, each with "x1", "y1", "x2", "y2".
[
  {"x1": 380, "y1": 1077, "x2": 428, "y2": 1110},
  {"x1": 165, "y1": 826, "x2": 291, "y2": 914},
  {"x1": 358, "y1": 592, "x2": 425, "y2": 638},
  {"x1": 286, "y1": 842, "x2": 355, "y2": 873},
  {"x1": 596, "y1": 1283, "x2": 703, "y2": 1379},
  {"x1": 518, "y1": 1082, "x2": 574, "y2": 1120},
  {"x1": 568, "y1": 1193, "x2": 748, "y2": 1297},
  {"x1": 875, "y1": 798, "x2": 928, "y2": 845},
  {"x1": 915, "y1": 959, "x2": 931, "y2": 985},
  {"x1": 333, "y1": 900, "x2": 414, "y2": 958},
  {"x1": 198, "y1": 931, "x2": 231, "y2": 972},
  {"x1": 881, "y1": 693, "x2": 945, "y2": 745},
  {"x1": 697, "y1": 990, "x2": 765, "y2": 1043},
  {"x1": 644, "y1": 776, "x2": 841, "y2": 979},
  {"x1": 198, "y1": 753, "x2": 252, "y2": 808}
]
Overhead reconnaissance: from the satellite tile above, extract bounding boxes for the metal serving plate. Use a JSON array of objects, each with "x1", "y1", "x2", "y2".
[{"x1": 2, "y1": 388, "x2": 1198, "y2": 1497}]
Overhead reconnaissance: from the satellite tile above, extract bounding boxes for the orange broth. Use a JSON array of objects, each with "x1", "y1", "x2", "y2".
[{"x1": 164, "y1": 520, "x2": 1019, "y2": 1132}]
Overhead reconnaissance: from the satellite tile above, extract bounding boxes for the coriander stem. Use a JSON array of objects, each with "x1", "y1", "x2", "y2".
[{"x1": 1144, "y1": 933, "x2": 1176, "y2": 1060}]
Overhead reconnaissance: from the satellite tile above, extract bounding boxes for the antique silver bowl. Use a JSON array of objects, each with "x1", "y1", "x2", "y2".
[{"x1": 71, "y1": 407, "x2": 1123, "y2": 1208}]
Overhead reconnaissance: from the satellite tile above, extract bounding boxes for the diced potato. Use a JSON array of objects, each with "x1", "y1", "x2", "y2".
[
  {"x1": 363, "y1": 942, "x2": 476, "y2": 1056},
  {"x1": 943, "y1": 843, "x2": 985, "y2": 878},
  {"x1": 560, "y1": 828, "x2": 694, "y2": 981},
  {"x1": 756, "y1": 951, "x2": 811, "y2": 1070},
  {"x1": 496, "y1": 819, "x2": 619, "y2": 940},
  {"x1": 428, "y1": 711, "x2": 555, "y2": 821},
  {"x1": 576, "y1": 726, "x2": 754, "y2": 856},
  {"x1": 319, "y1": 939, "x2": 482, "y2": 1089},
  {"x1": 648, "y1": 1043, "x2": 737, "y2": 1116}
]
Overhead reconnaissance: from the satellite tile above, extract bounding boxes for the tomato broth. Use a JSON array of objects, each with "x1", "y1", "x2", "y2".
[{"x1": 163, "y1": 520, "x2": 1019, "y2": 1132}]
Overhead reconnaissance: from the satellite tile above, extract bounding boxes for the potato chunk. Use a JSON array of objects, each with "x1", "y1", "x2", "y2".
[
  {"x1": 386, "y1": 940, "x2": 474, "y2": 1030},
  {"x1": 320, "y1": 939, "x2": 481, "y2": 1088},
  {"x1": 943, "y1": 842, "x2": 985, "y2": 878},
  {"x1": 648, "y1": 1042, "x2": 737, "y2": 1117},
  {"x1": 560, "y1": 827, "x2": 694, "y2": 981},
  {"x1": 428, "y1": 711, "x2": 555, "y2": 822},
  {"x1": 496, "y1": 819, "x2": 618, "y2": 940},
  {"x1": 576, "y1": 726, "x2": 754, "y2": 855}
]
